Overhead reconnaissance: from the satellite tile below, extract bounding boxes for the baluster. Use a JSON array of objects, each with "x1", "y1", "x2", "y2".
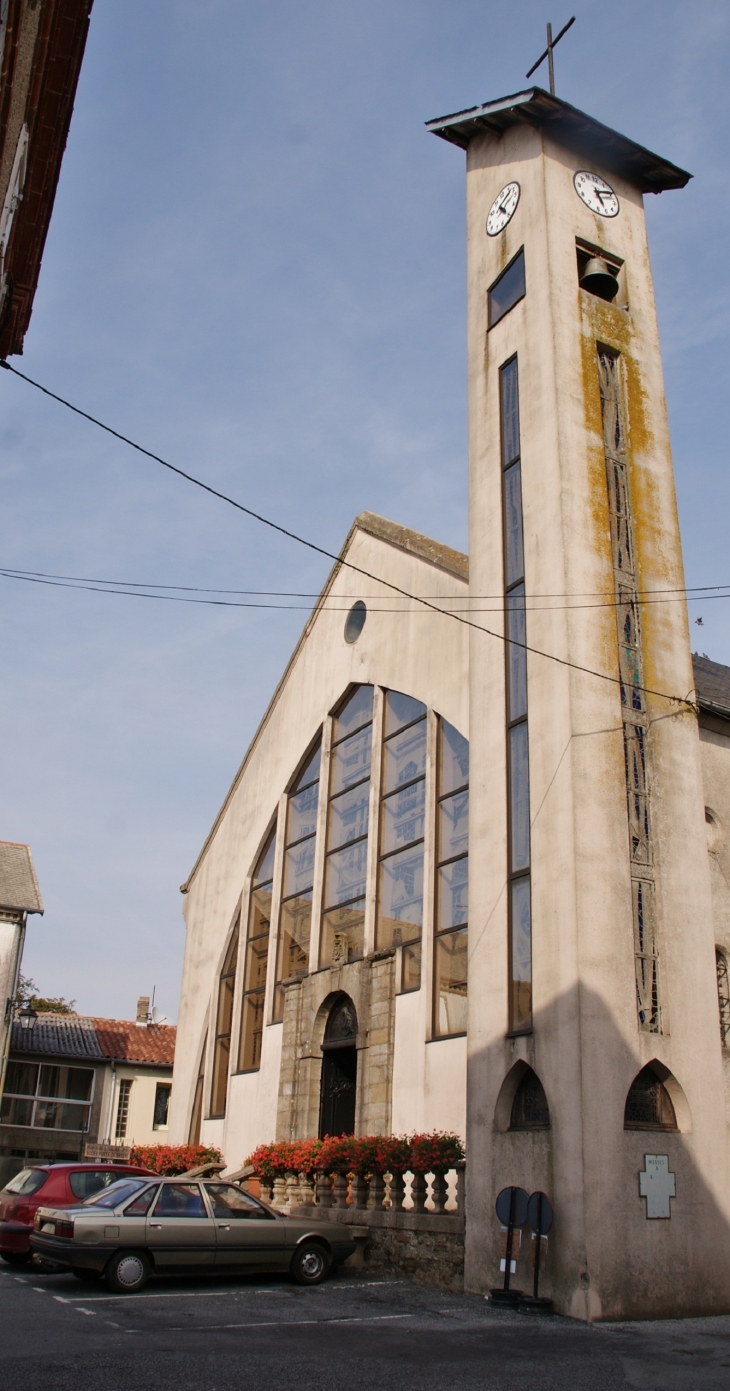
[
  {"x1": 285, "y1": 1173, "x2": 299, "y2": 1209},
  {"x1": 454, "y1": 1161, "x2": 466, "y2": 1214},
  {"x1": 315, "y1": 1173, "x2": 333, "y2": 1208},
  {"x1": 299, "y1": 1173, "x2": 315, "y2": 1207},
  {"x1": 389, "y1": 1171, "x2": 406, "y2": 1212},
  {"x1": 272, "y1": 1175, "x2": 288, "y2": 1208},
  {"x1": 332, "y1": 1174, "x2": 349, "y2": 1209},
  {"x1": 351, "y1": 1175, "x2": 369, "y2": 1209},
  {"x1": 430, "y1": 1171, "x2": 448, "y2": 1214},
  {"x1": 260, "y1": 1181, "x2": 272, "y2": 1204},
  {"x1": 367, "y1": 1173, "x2": 385, "y2": 1210},
  {"x1": 410, "y1": 1172, "x2": 428, "y2": 1214}
]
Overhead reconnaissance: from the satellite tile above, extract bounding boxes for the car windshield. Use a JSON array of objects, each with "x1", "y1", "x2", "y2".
[
  {"x1": 83, "y1": 1178, "x2": 149, "y2": 1209},
  {"x1": 3, "y1": 1168, "x2": 48, "y2": 1196}
]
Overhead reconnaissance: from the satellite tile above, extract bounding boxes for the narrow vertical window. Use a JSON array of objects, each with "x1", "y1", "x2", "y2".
[
  {"x1": 115, "y1": 1078, "x2": 132, "y2": 1140},
  {"x1": 433, "y1": 718, "x2": 469, "y2": 1036},
  {"x1": 273, "y1": 741, "x2": 321, "y2": 1021},
  {"x1": 501, "y1": 355, "x2": 532, "y2": 1032},
  {"x1": 717, "y1": 949, "x2": 730, "y2": 1048},
  {"x1": 237, "y1": 829, "x2": 276, "y2": 1071},
  {"x1": 597, "y1": 345, "x2": 660, "y2": 1032},
  {"x1": 376, "y1": 691, "x2": 427, "y2": 990},
  {"x1": 320, "y1": 686, "x2": 374, "y2": 968},
  {"x1": 210, "y1": 919, "x2": 239, "y2": 1115},
  {"x1": 188, "y1": 1035, "x2": 207, "y2": 1144},
  {"x1": 153, "y1": 1083, "x2": 171, "y2": 1130}
]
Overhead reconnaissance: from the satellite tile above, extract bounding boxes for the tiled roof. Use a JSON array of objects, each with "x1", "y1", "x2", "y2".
[
  {"x1": 0, "y1": 841, "x2": 43, "y2": 914},
  {"x1": 9, "y1": 1013, "x2": 176, "y2": 1067},
  {"x1": 90, "y1": 1018, "x2": 176, "y2": 1067},
  {"x1": 11, "y1": 1015, "x2": 104, "y2": 1059},
  {"x1": 693, "y1": 654, "x2": 730, "y2": 716}
]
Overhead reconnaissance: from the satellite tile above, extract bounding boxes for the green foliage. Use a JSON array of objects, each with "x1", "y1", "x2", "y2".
[{"x1": 15, "y1": 972, "x2": 76, "y2": 1015}]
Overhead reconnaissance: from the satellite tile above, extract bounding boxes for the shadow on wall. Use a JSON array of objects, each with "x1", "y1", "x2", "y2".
[{"x1": 465, "y1": 983, "x2": 730, "y2": 1320}]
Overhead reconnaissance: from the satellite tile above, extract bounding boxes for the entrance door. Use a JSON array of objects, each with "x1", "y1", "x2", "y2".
[{"x1": 319, "y1": 995, "x2": 358, "y2": 1138}]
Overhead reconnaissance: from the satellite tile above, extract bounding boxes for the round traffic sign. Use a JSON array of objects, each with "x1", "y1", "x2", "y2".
[
  {"x1": 495, "y1": 1186, "x2": 529, "y2": 1227},
  {"x1": 527, "y1": 1190, "x2": 553, "y2": 1235}
]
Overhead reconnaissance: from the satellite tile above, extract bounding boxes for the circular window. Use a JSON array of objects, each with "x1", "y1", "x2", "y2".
[{"x1": 344, "y1": 600, "x2": 366, "y2": 644}]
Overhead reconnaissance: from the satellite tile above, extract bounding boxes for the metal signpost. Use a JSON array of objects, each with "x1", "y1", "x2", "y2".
[
  {"x1": 490, "y1": 1185, "x2": 529, "y2": 1306},
  {"x1": 518, "y1": 1190, "x2": 554, "y2": 1314}
]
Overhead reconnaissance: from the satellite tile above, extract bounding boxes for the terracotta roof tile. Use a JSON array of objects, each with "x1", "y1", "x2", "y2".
[{"x1": 90, "y1": 1018, "x2": 176, "y2": 1067}]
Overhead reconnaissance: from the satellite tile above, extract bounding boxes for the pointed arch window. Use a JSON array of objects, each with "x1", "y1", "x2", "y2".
[
  {"x1": 624, "y1": 1065, "x2": 677, "y2": 1131},
  {"x1": 237, "y1": 828, "x2": 276, "y2": 1072},
  {"x1": 210, "y1": 921, "x2": 239, "y2": 1117},
  {"x1": 509, "y1": 1068, "x2": 550, "y2": 1130}
]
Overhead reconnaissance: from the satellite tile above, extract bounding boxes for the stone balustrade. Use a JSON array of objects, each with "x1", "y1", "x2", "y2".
[{"x1": 260, "y1": 1162, "x2": 465, "y2": 1217}]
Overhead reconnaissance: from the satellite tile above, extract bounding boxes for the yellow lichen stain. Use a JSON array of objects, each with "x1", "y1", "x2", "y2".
[
  {"x1": 578, "y1": 304, "x2": 616, "y2": 677},
  {"x1": 577, "y1": 291, "x2": 686, "y2": 710}
]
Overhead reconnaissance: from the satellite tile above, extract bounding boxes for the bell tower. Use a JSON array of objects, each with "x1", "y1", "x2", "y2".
[{"x1": 428, "y1": 88, "x2": 730, "y2": 1317}]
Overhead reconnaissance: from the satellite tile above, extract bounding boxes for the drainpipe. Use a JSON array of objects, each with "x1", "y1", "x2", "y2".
[{"x1": 105, "y1": 1059, "x2": 117, "y2": 1143}]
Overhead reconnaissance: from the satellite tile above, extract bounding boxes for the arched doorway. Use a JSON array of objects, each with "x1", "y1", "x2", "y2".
[{"x1": 319, "y1": 995, "x2": 358, "y2": 1138}]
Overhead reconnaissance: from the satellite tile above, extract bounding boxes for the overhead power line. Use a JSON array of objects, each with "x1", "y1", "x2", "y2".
[
  {"x1": 0, "y1": 359, "x2": 699, "y2": 712},
  {"x1": 1, "y1": 564, "x2": 729, "y2": 614}
]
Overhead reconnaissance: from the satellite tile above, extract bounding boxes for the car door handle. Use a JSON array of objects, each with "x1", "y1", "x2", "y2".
[
  {"x1": 217, "y1": 1223, "x2": 231, "y2": 1230},
  {"x1": 150, "y1": 1223, "x2": 162, "y2": 1229}
]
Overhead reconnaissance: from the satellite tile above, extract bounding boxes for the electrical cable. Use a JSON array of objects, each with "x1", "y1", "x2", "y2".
[{"x1": 0, "y1": 358, "x2": 700, "y2": 711}]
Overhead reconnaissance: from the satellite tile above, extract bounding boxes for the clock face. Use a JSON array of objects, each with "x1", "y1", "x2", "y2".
[
  {"x1": 486, "y1": 182, "x2": 520, "y2": 237},
  {"x1": 574, "y1": 170, "x2": 619, "y2": 218}
]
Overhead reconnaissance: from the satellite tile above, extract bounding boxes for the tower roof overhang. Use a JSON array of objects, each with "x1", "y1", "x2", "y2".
[{"x1": 426, "y1": 87, "x2": 691, "y2": 194}]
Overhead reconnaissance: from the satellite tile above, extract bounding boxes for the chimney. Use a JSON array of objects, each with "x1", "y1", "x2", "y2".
[{"x1": 135, "y1": 995, "x2": 150, "y2": 1028}]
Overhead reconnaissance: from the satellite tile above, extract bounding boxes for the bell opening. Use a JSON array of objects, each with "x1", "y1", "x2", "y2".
[{"x1": 576, "y1": 242, "x2": 623, "y2": 305}]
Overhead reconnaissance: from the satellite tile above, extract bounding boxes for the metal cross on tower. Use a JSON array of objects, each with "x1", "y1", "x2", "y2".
[{"x1": 526, "y1": 16, "x2": 576, "y2": 95}]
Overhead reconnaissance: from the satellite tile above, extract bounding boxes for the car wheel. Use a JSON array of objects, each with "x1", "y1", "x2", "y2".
[
  {"x1": 71, "y1": 1268, "x2": 103, "y2": 1282},
  {"x1": 104, "y1": 1250, "x2": 150, "y2": 1294},
  {"x1": 1, "y1": 1251, "x2": 31, "y2": 1267},
  {"x1": 290, "y1": 1240, "x2": 330, "y2": 1286}
]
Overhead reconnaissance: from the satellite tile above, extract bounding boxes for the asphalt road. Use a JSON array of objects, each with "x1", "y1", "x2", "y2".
[{"x1": 2, "y1": 1263, "x2": 729, "y2": 1391}]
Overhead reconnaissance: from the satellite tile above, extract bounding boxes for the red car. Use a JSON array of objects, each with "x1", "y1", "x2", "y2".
[{"x1": 0, "y1": 1163, "x2": 156, "y2": 1265}]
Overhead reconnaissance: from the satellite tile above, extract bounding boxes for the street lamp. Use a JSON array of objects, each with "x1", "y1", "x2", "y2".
[{"x1": 17, "y1": 1003, "x2": 37, "y2": 1031}]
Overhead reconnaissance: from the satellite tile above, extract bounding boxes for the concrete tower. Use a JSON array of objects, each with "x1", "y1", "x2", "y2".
[{"x1": 428, "y1": 89, "x2": 730, "y2": 1318}]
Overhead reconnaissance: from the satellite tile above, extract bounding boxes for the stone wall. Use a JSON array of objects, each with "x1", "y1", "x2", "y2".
[{"x1": 292, "y1": 1204, "x2": 465, "y2": 1292}]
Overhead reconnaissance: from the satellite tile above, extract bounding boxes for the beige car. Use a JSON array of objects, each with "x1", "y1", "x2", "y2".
[{"x1": 31, "y1": 1175, "x2": 355, "y2": 1293}]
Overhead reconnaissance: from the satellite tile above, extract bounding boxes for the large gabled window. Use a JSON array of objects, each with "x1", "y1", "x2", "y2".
[{"x1": 237, "y1": 828, "x2": 276, "y2": 1072}]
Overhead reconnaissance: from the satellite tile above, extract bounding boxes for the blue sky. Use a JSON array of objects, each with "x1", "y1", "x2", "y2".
[{"x1": 2, "y1": 0, "x2": 729, "y2": 1019}]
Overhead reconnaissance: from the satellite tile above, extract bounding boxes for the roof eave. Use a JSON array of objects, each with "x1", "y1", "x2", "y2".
[{"x1": 426, "y1": 86, "x2": 691, "y2": 195}]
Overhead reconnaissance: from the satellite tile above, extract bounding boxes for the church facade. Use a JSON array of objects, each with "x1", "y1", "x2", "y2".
[{"x1": 169, "y1": 88, "x2": 730, "y2": 1318}]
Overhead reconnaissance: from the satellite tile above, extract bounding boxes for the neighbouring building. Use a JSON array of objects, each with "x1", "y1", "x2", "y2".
[
  {"x1": 0, "y1": 0, "x2": 93, "y2": 357},
  {"x1": 169, "y1": 86, "x2": 730, "y2": 1318},
  {"x1": 0, "y1": 841, "x2": 43, "y2": 1097},
  {"x1": 0, "y1": 997, "x2": 176, "y2": 1186}
]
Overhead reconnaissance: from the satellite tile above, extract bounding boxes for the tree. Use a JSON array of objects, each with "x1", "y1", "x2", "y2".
[{"x1": 15, "y1": 972, "x2": 76, "y2": 1015}]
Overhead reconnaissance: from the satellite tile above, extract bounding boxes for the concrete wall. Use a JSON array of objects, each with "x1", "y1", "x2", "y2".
[
  {"x1": 0, "y1": 914, "x2": 23, "y2": 1082},
  {"x1": 698, "y1": 714, "x2": 730, "y2": 1134},
  {"x1": 464, "y1": 121, "x2": 730, "y2": 1317}
]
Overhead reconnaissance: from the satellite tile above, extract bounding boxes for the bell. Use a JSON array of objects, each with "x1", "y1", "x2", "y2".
[{"x1": 579, "y1": 256, "x2": 619, "y2": 302}]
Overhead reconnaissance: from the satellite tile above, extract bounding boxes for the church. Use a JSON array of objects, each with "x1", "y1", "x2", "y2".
[{"x1": 169, "y1": 85, "x2": 730, "y2": 1319}]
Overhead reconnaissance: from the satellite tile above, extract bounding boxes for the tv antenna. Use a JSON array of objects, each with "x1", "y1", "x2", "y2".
[{"x1": 526, "y1": 16, "x2": 576, "y2": 96}]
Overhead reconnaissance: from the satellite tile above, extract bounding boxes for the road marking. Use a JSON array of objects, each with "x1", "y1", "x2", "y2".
[
  {"x1": 58, "y1": 1287, "x2": 279, "y2": 1303},
  {"x1": 75, "y1": 1307, "x2": 96, "y2": 1316},
  {"x1": 53, "y1": 1296, "x2": 71, "y2": 1304},
  {"x1": 163, "y1": 1314, "x2": 415, "y2": 1333},
  {"x1": 32, "y1": 1286, "x2": 47, "y2": 1292}
]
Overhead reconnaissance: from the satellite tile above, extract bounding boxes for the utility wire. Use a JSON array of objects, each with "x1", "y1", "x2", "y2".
[
  {"x1": 1, "y1": 565, "x2": 729, "y2": 614},
  {"x1": 0, "y1": 359, "x2": 699, "y2": 712}
]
